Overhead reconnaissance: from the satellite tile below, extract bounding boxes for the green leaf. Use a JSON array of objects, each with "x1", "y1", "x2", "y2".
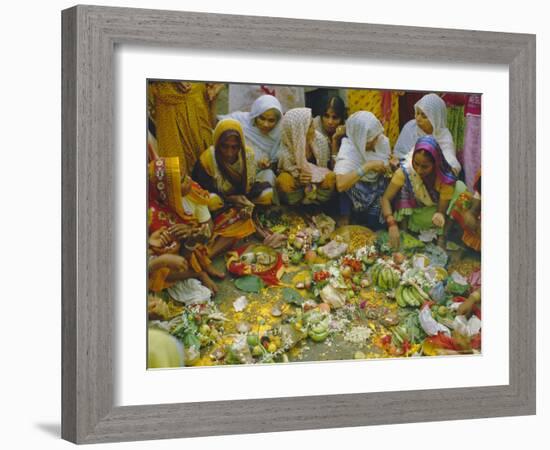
[
  {"x1": 281, "y1": 287, "x2": 304, "y2": 305},
  {"x1": 234, "y1": 275, "x2": 265, "y2": 293}
]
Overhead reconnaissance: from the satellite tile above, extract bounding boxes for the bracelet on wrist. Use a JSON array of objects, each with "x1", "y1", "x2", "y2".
[
  {"x1": 387, "y1": 217, "x2": 398, "y2": 228},
  {"x1": 356, "y1": 165, "x2": 366, "y2": 178}
]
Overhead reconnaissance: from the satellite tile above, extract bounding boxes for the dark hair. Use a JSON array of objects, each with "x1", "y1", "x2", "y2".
[
  {"x1": 323, "y1": 96, "x2": 347, "y2": 121},
  {"x1": 414, "y1": 148, "x2": 435, "y2": 164}
]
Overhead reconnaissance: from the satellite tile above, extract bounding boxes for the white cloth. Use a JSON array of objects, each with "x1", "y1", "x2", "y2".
[
  {"x1": 394, "y1": 93, "x2": 461, "y2": 173},
  {"x1": 220, "y1": 95, "x2": 283, "y2": 165},
  {"x1": 181, "y1": 196, "x2": 211, "y2": 224},
  {"x1": 334, "y1": 111, "x2": 390, "y2": 183},
  {"x1": 228, "y1": 84, "x2": 305, "y2": 113},
  {"x1": 278, "y1": 108, "x2": 331, "y2": 184},
  {"x1": 167, "y1": 279, "x2": 212, "y2": 305}
]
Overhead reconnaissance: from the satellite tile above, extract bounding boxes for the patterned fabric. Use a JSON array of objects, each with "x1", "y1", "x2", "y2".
[
  {"x1": 149, "y1": 82, "x2": 213, "y2": 175},
  {"x1": 394, "y1": 136, "x2": 458, "y2": 218},
  {"x1": 345, "y1": 178, "x2": 389, "y2": 225},
  {"x1": 414, "y1": 136, "x2": 457, "y2": 186},
  {"x1": 277, "y1": 108, "x2": 331, "y2": 184},
  {"x1": 347, "y1": 89, "x2": 401, "y2": 147},
  {"x1": 463, "y1": 95, "x2": 482, "y2": 191},
  {"x1": 148, "y1": 157, "x2": 195, "y2": 232},
  {"x1": 446, "y1": 105, "x2": 465, "y2": 151}
]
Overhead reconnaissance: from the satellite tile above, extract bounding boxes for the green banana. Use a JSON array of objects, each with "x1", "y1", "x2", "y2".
[
  {"x1": 403, "y1": 287, "x2": 417, "y2": 307},
  {"x1": 396, "y1": 285, "x2": 407, "y2": 307}
]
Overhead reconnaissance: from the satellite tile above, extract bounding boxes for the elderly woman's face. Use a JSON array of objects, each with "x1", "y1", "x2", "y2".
[
  {"x1": 415, "y1": 108, "x2": 434, "y2": 134},
  {"x1": 219, "y1": 135, "x2": 241, "y2": 164},
  {"x1": 255, "y1": 109, "x2": 280, "y2": 135}
]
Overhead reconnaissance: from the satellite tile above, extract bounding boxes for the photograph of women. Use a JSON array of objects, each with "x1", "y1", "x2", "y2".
[{"x1": 146, "y1": 81, "x2": 482, "y2": 369}]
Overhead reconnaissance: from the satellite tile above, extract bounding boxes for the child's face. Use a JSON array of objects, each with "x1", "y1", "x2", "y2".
[
  {"x1": 321, "y1": 107, "x2": 343, "y2": 135},
  {"x1": 412, "y1": 150, "x2": 435, "y2": 178},
  {"x1": 255, "y1": 109, "x2": 280, "y2": 135},
  {"x1": 180, "y1": 175, "x2": 192, "y2": 196},
  {"x1": 415, "y1": 108, "x2": 434, "y2": 134}
]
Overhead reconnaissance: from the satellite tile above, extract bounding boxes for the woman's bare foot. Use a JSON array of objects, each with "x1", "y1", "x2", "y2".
[
  {"x1": 199, "y1": 271, "x2": 219, "y2": 294},
  {"x1": 206, "y1": 264, "x2": 225, "y2": 280}
]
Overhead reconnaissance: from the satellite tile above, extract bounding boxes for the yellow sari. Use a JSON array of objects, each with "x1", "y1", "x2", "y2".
[
  {"x1": 196, "y1": 119, "x2": 257, "y2": 239},
  {"x1": 149, "y1": 81, "x2": 213, "y2": 175}
]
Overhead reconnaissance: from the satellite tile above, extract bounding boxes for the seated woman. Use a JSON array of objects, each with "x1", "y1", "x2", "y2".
[
  {"x1": 192, "y1": 119, "x2": 275, "y2": 255},
  {"x1": 393, "y1": 93, "x2": 461, "y2": 175},
  {"x1": 450, "y1": 170, "x2": 481, "y2": 252},
  {"x1": 334, "y1": 111, "x2": 391, "y2": 229},
  {"x1": 312, "y1": 95, "x2": 348, "y2": 158},
  {"x1": 276, "y1": 107, "x2": 335, "y2": 205},
  {"x1": 381, "y1": 136, "x2": 466, "y2": 249},
  {"x1": 220, "y1": 94, "x2": 283, "y2": 204},
  {"x1": 148, "y1": 156, "x2": 222, "y2": 293}
]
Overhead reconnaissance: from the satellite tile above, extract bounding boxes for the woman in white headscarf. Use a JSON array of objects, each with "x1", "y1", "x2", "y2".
[
  {"x1": 220, "y1": 94, "x2": 283, "y2": 203},
  {"x1": 276, "y1": 108, "x2": 335, "y2": 205},
  {"x1": 394, "y1": 93, "x2": 461, "y2": 174},
  {"x1": 220, "y1": 95, "x2": 283, "y2": 165},
  {"x1": 334, "y1": 111, "x2": 391, "y2": 228}
]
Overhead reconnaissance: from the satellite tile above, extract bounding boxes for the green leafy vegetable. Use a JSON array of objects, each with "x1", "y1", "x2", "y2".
[
  {"x1": 282, "y1": 287, "x2": 304, "y2": 306},
  {"x1": 234, "y1": 275, "x2": 265, "y2": 293}
]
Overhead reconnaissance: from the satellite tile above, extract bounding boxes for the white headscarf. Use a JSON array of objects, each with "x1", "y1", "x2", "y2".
[
  {"x1": 394, "y1": 93, "x2": 461, "y2": 173},
  {"x1": 334, "y1": 111, "x2": 390, "y2": 182},
  {"x1": 220, "y1": 95, "x2": 283, "y2": 164},
  {"x1": 278, "y1": 108, "x2": 330, "y2": 184}
]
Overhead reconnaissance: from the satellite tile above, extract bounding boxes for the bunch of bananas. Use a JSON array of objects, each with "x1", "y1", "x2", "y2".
[
  {"x1": 395, "y1": 283, "x2": 430, "y2": 308},
  {"x1": 371, "y1": 262, "x2": 401, "y2": 291}
]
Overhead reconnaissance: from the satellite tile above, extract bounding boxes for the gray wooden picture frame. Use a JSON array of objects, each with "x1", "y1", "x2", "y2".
[{"x1": 61, "y1": 4, "x2": 536, "y2": 444}]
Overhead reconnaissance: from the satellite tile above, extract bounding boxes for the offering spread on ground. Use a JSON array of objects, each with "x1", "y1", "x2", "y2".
[{"x1": 148, "y1": 208, "x2": 481, "y2": 367}]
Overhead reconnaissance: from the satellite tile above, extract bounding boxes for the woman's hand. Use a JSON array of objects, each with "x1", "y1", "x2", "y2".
[
  {"x1": 389, "y1": 156, "x2": 400, "y2": 171},
  {"x1": 367, "y1": 161, "x2": 387, "y2": 174},
  {"x1": 257, "y1": 157, "x2": 271, "y2": 170},
  {"x1": 333, "y1": 125, "x2": 346, "y2": 141},
  {"x1": 205, "y1": 83, "x2": 224, "y2": 102},
  {"x1": 432, "y1": 212, "x2": 446, "y2": 228},
  {"x1": 263, "y1": 232, "x2": 287, "y2": 248},
  {"x1": 148, "y1": 227, "x2": 172, "y2": 249},
  {"x1": 153, "y1": 254, "x2": 188, "y2": 272},
  {"x1": 389, "y1": 224, "x2": 401, "y2": 250},
  {"x1": 299, "y1": 166, "x2": 312, "y2": 184},
  {"x1": 168, "y1": 223, "x2": 196, "y2": 240},
  {"x1": 228, "y1": 195, "x2": 254, "y2": 208},
  {"x1": 175, "y1": 82, "x2": 192, "y2": 94}
]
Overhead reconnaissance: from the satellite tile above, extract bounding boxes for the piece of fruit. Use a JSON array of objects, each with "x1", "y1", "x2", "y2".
[
  {"x1": 341, "y1": 266, "x2": 353, "y2": 279},
  {"x1": 393, "y1": 252, "x2": 406, "y2": 265},
  {"x1": 304, "y1": 250, "x2": 317, "y2": 263}
]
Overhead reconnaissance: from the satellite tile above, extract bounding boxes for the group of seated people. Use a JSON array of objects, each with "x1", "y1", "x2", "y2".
[{"x1": 147, "y1": 90, "x2": 482, "y2": 293}]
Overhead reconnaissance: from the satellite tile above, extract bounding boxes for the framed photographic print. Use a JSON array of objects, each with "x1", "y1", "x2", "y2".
[{"x1": 62, "y1": 4, "x2": 535, "y2": 444}]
